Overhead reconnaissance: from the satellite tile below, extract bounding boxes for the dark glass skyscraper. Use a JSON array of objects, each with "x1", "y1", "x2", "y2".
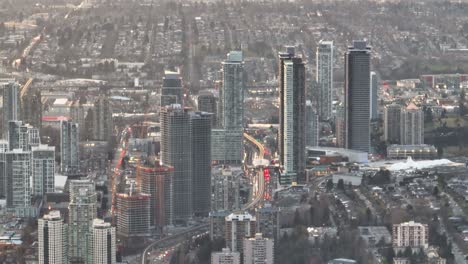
[
  {"x1": 197, "y1": 91, "x2": 217, "y2": 127},
  {"x1": 190, "y1": 111, "x2": 212, "y2": 216},
  {"x1": 161, "y1": 70, "x2": 183, "y2": 107},
  {"x1": 345, "y1": 41, "x2": 371, "y2": 153}
]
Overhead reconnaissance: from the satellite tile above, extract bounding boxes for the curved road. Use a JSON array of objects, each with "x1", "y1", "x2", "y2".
[{"x1": 141, "y1": 133, "x2": 267, "y2": 264}]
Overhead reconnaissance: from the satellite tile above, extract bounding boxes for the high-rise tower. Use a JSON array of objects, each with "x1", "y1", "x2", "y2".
[
  {"x1": 2, "y1": 82, "x2": 20, "y2": 138},
  {"x1": 160, "y1": 105, "x2": 193, "y2": 223},
  {"x1": 400, "y1": 103, "x2": 424, "y2": 145},
  {"x1": 161, "y1": 70, "x2": 184, "y2": 107},
  {"x1": 306, "y1": 100, "x2": 319, "y2": 147},
  {"x1": 384, "y1": 104, "x2": 402, "y2": 144},
  {"x1": 370, "y1": 71, "x2": 379, "y2": 120},
  {"x1": 32, "y1": 144, "x2": 55, "y2": 196},
  {"x1": 38, "y1": 211, "x2": 68, "y2": 264},
  {"x1": 344, "y1": 41, "x2": 371, "y2": 153},
  {"x1": 316, "y1": 41, "x2": 334, "y2": 120},
  {"x1": 91, "y1": 219, "x2": 116, "y2": 264},
  {"x1": 190, "y1": 111, "x2": 212, "y2": 216},
  {"x1": 279, "y1": 47, "x2": 306, "y2": 184},
  {"x1": 60, "y1": 120, "x2": 79, "y2": 173},
  {"x1": 68, "y1": 180, "x2": 97, "y2": 264},
  {"x1": 218, "y1": 51, "x2": 244, "y2": 163},
  {"x1": 93, "y1": 96, "x2": 113, "y2": 142}
]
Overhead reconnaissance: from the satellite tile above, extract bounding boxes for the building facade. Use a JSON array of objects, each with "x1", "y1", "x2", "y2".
[
  {"x1": 91, "y1": 219, "x2": 116, "y2": 264},
  {"x1": 225, "y1": 212, "x2": 256, "y2": 253},
  {"x1": 306, "y1": 100, "x2": 319, "y2": 147},
  {"x1": 219, "y1": 51, "x2": 244, "y2": 163},
  {"x1": 137, "y1": 163, "x2": 173, "y2": 227},
  {"x1": 370, "y1": 71, "x2": 379, "y2": 120},
  {"x1": 198, "y1": 91, "x2": 218, "y2": 126},
  {"x1": 384, "y1": 104, "x2": 402, "y2": 144},
  {"x1": 211, "y1": 248, "x2": 241, "y2": 264},
  {"x1": 392, "y1": 221, "x2": 429, "y2": 250},
  {"x1": 335, "y1": 103, "x2": 346, "y2": 148},
  {"x1": 243, "y1": 233, "x2": 274, "y2": 264},
  {"x1": 92, "y1": 96, "x2": 113, "y2": 142},
  {"x1": 68, "y1": 180, "x2": 97, "y2": 263},
  {"x1": 212, "y1": 166, "x2": 240, "y2": 212},
  {"x1": 32, "y1": 145, "x2": 55, "y2": 196},
  {"x1": 191, "y1": 112, "x2": 212, "y2": 216},
  {"x1": 160, "y1": 105, "x2": 193, "y2": 223},
  {"x1": 2, "y1": 82, "x2": 20, "y2": 138},
  {"x1": 38, "y1": 211, "x2": 68, "y2": 264},
  {"x1": 255, "y1": 204, "x2": 280, "y2": 240},
  {"x1": 400, "y1": 103, "x2": 424, "y2": 145},
  {"x1": 280, "y1": 50, "x2": 306, "y2": 184},
  {"x1": 316, "y1": 40, "x2": 334, "y2": 120},
  {"x1": 60, "y1": 120, "x2": 79, "y2": 173},
  {"x1": 116, "y1": 191, "x2": 151, "y2": 238},
  {"x1": 344, "y1": 41, "x2": 371, "y2": 153},
  {"x1": 5, "y1": 149, "x2": 34, "y2": 217},
  {"x1": 161, "y1": 70, "x2": 183, "y2": 107}
]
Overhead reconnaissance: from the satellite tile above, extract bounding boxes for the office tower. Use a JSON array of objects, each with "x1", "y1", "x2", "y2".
[
  {"x1": 68, "y1": 180, "x2": 97, "y2": 264},
  {"x1": 0, "y1": 140, "x2": 7, "y2": 198},
  {"x1": 344, "y1": 41, "x2": 371, "y2": 153},
  {"x1": 211, "y1": 248, "x2": 241, "y2": 264},
  {"x1": 191, "y1": 111, "x2": 212, "y2": 216},
  {"x1": 316, "y1": 40, "x2": 334, "y2": 120},
  {"x1": 400, "y1": 103, "x2": 424, "y2": 145},
  {"x1": 2, "y1": 82, "x2": 20, "y2": 138},
  {"x1": 255, "y1": 204, "x2": 280, "y2": 240},
  {"x1": 384, "y1": 104, "x2": 402, "y2": 144},
  {"x1": 392, "y1": 221, "x2": 429, "y2": 250},
  {"x1": 93, "y1": 96, "x2": 113, "y2": 142},
  {"x1": 209, "y1": 210, "x2": 230, "y2": 240},
  {"x1": 225, "y1": 212, "x2": 256, "y2": 253},
  {"x1": 60, "y1": 120, "x2": 79, "y2": 173},
  {"x1": 212, "y1": 167, "x2": 240, "y2": 212},
  {"x1": 218, "y1": 51, "x2": 244, "y2": 163},
  {"x1": 21, "y1": 89, "x2": 42, "y2": 129},
  {"x1": 137, "y1": 163, "x2": 173, "y2": 227},
  {"x1": 116, "y1": 190, "x2": 151, "y2": 238},
  {"x1": 198, "y1": 90, "x2": 218, "y2": 126},
  {"x1": 91, "y1": 219, "x2": 116, "y2": 264},
  {"x1": 161, "y1": 70, "x2": 184, "y2": 107},
  {"x1": 160, "y1": 105, "x2": 192, "y2": 223},
  {"x1": 279, "y1": 48, "x2": 306, "y2": 185},
  {"x1": 5, "y1": 149, "x2": 34, "y2": 217},
  {"x1": 335, "y1": 103, "x2": 346, "y2": 148},
  {"x1": 32, "y1": 145, "x2": 55, "y2": 196},
  {"x1": 306, "y1": 100, "x2": 319, "y2": 147},
  {"x1": 243, "y1": 233, "x2": 274, "y2": 264},
  {"x1": 38, "y1": 211, "x2": 68, "y2": 264},
  {"x1": 370, "y1": 71, "x2": 379, "y2": 120}
]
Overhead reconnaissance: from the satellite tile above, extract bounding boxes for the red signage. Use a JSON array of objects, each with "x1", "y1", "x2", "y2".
[{"x1": 263, "y1": 168, "x2": 270, "y2": 181}]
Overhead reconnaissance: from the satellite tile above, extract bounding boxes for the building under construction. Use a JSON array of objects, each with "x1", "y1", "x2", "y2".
[
  {"x1": 116, "y1": 190, "x2": 151, "y2": 238},
  {"x1": 137, "y1": 162, "x2": 173, "y2": 228}
]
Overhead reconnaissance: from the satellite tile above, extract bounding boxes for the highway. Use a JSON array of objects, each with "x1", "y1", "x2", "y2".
[{"x1": 140, "y1": 132, "x2": 267, "y2": 264}]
